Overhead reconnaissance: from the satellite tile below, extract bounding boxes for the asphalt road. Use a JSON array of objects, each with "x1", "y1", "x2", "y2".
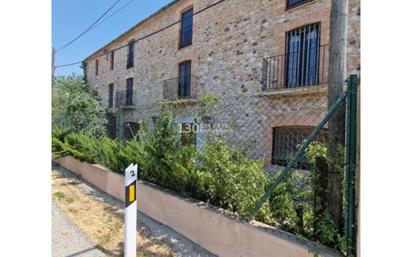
[{"x1": 52, "y1": 200, "x2": 106, "y2": 257}]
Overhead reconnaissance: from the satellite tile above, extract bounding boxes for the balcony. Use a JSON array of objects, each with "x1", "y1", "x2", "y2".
[
  {"x1": 261, "y1": 45, "x2": 329, "y2": 92},
  {"x1": 162, "y1": 75, "x2": 199, "y2": 102},
  {"x1": 115, "y1": 90, "x2": 137, "y2": 109}
]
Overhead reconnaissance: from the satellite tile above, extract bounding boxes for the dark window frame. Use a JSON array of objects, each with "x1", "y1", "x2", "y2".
[
  {"x1": 95, "y1": 59, "x2": 99, "y2": 76},
  {"x1": 178, "y1": 60, "x2": 192, "y2": 98},
  {"x1": 110, "y1": 50, "x2": 114, "y2": 70},
  {"x1": 284, "y1": 22, "x2": 321, "y2": 88},
  {"x1": 127, "y1": 41, "x2": 135, "y2": 69},
  {"x1": 126, "y1": 78, "x2": 134, "y2": 106},
  {"x1": 286, "y1": 0, "x2": 313, "y2": 10},
  {"x1": 107, "y1": 114, "x2": 117, "y2": 139},
  {"x1": 179, "y1": 8, "x2": 193, "y2": 49},
  {"x1": 108, "y1": 83, "x2": 114, "y2": 108}
]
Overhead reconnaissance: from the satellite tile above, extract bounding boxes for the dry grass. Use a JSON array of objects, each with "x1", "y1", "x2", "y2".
[{"x1": 52, "y1": 171, "x2": 176, "y2": 257}]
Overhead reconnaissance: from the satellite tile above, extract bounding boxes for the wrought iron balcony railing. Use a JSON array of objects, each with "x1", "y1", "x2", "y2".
[
  {"x1": 262, "y1": 45, "x2": 329, "y2": 91},
  {"x1": 115, "y1": 90, "x2": 137, "y2": 108},
  {"x1": 162, "y1": 75, "x2": 199, "y2": 101}
]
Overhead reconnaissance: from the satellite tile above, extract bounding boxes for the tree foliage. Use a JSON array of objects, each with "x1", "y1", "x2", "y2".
[{"x1": 52, "y1": 74, "x2": 107, "y2": 136}]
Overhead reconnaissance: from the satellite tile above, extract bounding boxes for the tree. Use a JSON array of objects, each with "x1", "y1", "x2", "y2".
[
  {"x1": 326, "y1": 0, "x2": 349, "y2": 232},
  {"x1": 52, "y1": 74, "x2": 107, "y2": 136}
]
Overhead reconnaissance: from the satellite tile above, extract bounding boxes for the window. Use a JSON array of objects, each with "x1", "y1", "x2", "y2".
[
  {"x1": 108, "y1": 84, "x2": 114, "y2": 108},
  {"x1": 178, "y1": 61, "x2": 192, "y2": 98},
  {"x1": 179, "y1": 8, "x2": 193, "y2": 48},
  {"x1": 285, "y1": 23, "x2": 320, "y2": 88},
  {"x1": 271, "y1": 126, "x2": 327, "y2": 169},
  {"x1": 286, "y1": 0, "x2": 312, "y2": 9},
  {"x1": 126, "y1": 78, "x2": 134, "y2": 106},
  {"x1": 107, "y1": 114, "x2": 117, "y2": 139},
  {"x1": 180, "y1": 123, "x2": 197, "y2": 146},
  {"x1": 127, "y1": 41, "x2": 135, "y2": 68},
  {"x1": 95, "y1": 59, "x2": 99, "y2": 76},
  {"x1": 110, "y1": 50, "x2": 114, "y2": 70},
  {"x1": 124, "y1": 122, "x2": 139, "y2": 141}
]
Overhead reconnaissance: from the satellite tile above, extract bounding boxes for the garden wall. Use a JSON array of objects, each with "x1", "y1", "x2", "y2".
[{"x1": 54, "y1": 156, "x2": 342, "y2": 257}]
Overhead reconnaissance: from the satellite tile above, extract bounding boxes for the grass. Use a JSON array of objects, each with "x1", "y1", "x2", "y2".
[
  {"x1": 52, "y1": 170, "x2": 176, "y2": 257},
  {"x1": 54, "y1": 191, "x2": 65, "y2": 201}
]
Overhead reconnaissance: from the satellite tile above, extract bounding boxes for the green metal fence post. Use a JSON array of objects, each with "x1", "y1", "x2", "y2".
[
  {"x1": 345, "y1": 74, "x2": 358, "y2": 257},
  {"x1": 248, "y1": 90, "x2": 348, "y2": 220}
]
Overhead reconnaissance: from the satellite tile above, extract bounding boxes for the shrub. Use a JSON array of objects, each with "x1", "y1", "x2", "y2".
[
  {"x1": 140, "y1": 102, "x2": 181, "y2": 188},
  {"x1": 52, "y1": 75, "x2": 107, "y2": 136},
  {"x1": 62, "y1": 133, "x2": 100, "y2": 163},
  {"x1": 163, "y1": 144, "x2": 201, "y2": 196},
  {"x1": 268, "y1": 175, "x2": 298, "y2": 231},
  {"x1": 98, "y1": 136, "x2": 126, "y2": 173},
  {"x1": 52, "y1": 101, "x2": 342, "y2": 250},
  {"x1": 196, "y1": 139, "x2": 271, "y2": 220}
]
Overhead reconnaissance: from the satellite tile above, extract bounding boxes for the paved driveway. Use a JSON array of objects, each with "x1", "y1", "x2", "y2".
[{"x1": 52, "y1": 200, "x2": 106, "y2": 257}]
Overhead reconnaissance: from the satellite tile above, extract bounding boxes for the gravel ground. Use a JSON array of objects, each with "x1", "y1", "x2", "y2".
[
  {"x1": 52, "y1": 200, "x2": 106, "y2": 257},
  {"x1": 53, "y1": 164, "x2": 216, "y2": 257}
]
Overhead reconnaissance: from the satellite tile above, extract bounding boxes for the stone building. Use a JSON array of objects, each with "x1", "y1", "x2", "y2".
[{"x1": 83, "y1": 0, "x2": 360, "y2": 168}]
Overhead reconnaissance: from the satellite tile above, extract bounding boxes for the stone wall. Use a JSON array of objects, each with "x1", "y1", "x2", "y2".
[{"x1": 84, "y1": 0, "x2": 360, "y2": 165}]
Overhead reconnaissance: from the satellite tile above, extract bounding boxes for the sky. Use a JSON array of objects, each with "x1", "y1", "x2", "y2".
[{"x1": 52, "y1": 0, "x2": 174, "y2": 76}]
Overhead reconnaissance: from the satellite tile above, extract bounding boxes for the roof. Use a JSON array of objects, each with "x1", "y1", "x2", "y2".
[{"x1": 83, "y1": 0, "x2": 183, "y2": 63}]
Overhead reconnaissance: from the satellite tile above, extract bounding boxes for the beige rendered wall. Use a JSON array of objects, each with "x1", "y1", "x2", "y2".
[{"x1": 55, "y1": 156, "x2": 343, "y2": 257}]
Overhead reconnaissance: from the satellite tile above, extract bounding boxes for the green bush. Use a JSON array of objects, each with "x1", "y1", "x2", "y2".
[
  {"x1": 268, "y1": 175, "x2": 298, "y2": 231},
  {"x1": 63, "y1": 133, "x2": 100, "y2": 163},
  {"x1": 52, "y1": 101, "x2": 345, "y2": 251},
  {"x1": 52, "y1": 75, "x2": 107, "y2": 137},
  {"x1": 196, "y1": 139, "x2": 271, "y2": 220},
  {"x1": 140, "y1": 103, "x2": 182, "y2": 189},
  {"x1": 98, "y1": 136, "x2": 127, "y2": 173}
]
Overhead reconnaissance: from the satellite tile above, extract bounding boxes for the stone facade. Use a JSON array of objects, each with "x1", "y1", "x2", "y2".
[{"x1": 84, "y1": 0, "x2": 360, "y2": 167}]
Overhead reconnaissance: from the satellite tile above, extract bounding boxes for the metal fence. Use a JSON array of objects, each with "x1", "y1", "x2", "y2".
[
  {"x1": 262, "y1": 45, "x2": 329, "y2": 91},
  {"x1": 116, "y1": 89, "x2": 138, "y2": 108},
  {"x1": 162, "y1": 75, "x2": 199, "y2": 101},
  {"x1": 108, "y1": 75, "x2": 358, "y2": 256}
]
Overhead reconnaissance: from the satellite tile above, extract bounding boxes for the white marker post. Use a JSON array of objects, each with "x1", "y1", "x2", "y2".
[{"x1": 124, "y1": 163, "x2": 138, "y2": 257}]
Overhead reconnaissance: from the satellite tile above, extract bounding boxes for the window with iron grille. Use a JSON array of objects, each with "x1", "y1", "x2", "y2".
[
  {"x1": 179, "y1": 8, "x2": 193, "y2": 48},
  {"x1": 286, "y1": 0, "x2": 312, "y2": 9},
  {"x1": 285, "y1": 23, "x2": 320, "y2": 88},
  {"x1": 127, "y1": 41, "x2": 135, "y2": 68},
  {"x1": 95, "y1": 59, "x2": 99, "y2": 76},
  {"x1": 124, "y1": 122, "x2": 139, "y2": 141},
  {"x1": 271, "y1": 126, "x2": 327, "y2": 170},
  {"x1": 110, "y1": 50, "x2": 114, "y2": 70},
  {"x1": 108, "y1": 84, "x2": 114, "y2": 108},
  {"x1": 180, "y1": 123, "x2": 197, "y2": 146},
  {"x1": 178, "y1": 61, "x2": 192, "y2": 98},
  {"x1": 126, "y1": 78, "x2": 134, "y2": 106}
]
